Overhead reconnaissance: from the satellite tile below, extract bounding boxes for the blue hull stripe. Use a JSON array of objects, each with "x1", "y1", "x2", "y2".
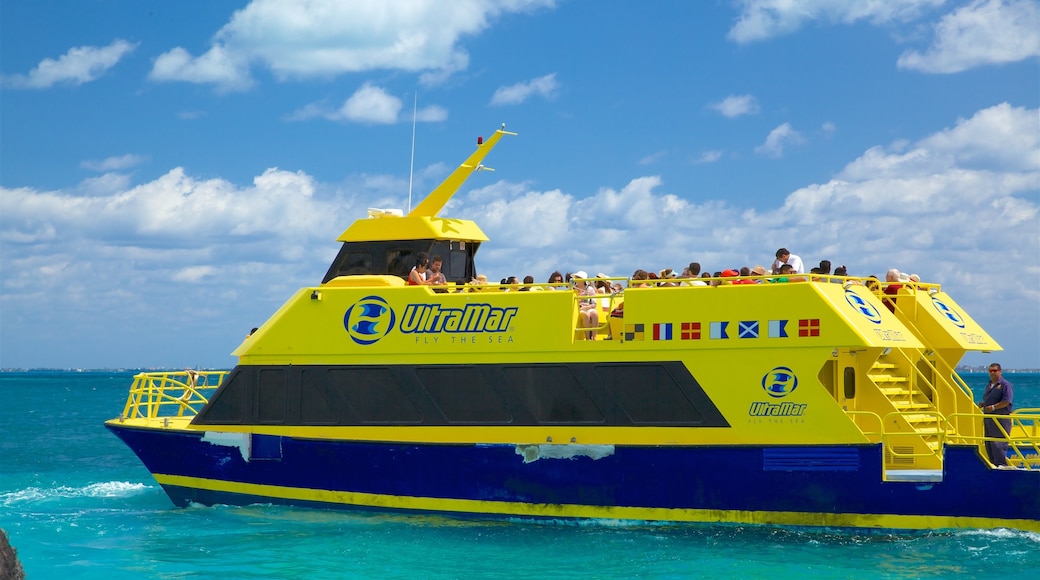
[{"x1": 107, "y1": 424, "x2": 1040, "y2": 530}]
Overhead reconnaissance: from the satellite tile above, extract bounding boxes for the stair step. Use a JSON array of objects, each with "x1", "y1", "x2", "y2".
[
  {"x1": 905, "y1": 413, "x2": 939, "y2": 423},
  {"x1": 881, "y1": 387, "x2": 911, "y2": 397},
  {"x1": 892, "y1": 401, "x2": 933, "y2": 410},
  {"x1": 872, "y1": 362, "x2": 898, "y2": 370},
  {"x1": 926, "y1": 440, "x2": 941, "y2": 452},
  {"x1": 871, "y1": 374, "x2": 908, "y2": 383},
  {"x1": 913, "y1": 425, "x2": 944, "y2": 436}
]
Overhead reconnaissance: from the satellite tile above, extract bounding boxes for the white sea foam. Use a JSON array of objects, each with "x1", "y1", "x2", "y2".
[
  {"x1": 959, "y1": 527, "x2": 1040, "y2": 544},
  {"x1": 1, "y1": 481, "x2": 150, "y2": 505}
]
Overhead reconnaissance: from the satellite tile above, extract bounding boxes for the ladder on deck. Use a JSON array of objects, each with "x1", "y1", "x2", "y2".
[{"x1": 867, "y1": 351, "x2": 948, "y2": 467}]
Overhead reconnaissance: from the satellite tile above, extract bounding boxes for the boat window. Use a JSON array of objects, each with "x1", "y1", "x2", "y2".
[
  {"x1": 502, "y1": 365, "x2": 604, "y2": 424},
  {"x1": 843, "y1": 367, "x2": 856, "y2": 399},
  {"x1": 299, "y1": 369, "x2": 339, "y2": 425},
  {"x1": 338, "y1": 251, "x2": 372, "y2": 276},
  {"x1": 416, "y1": 366, "x2": 512, "y2": 424},
  {"x1": 596, "y1": 364, "x2": 704, "y2": 425},
  {"x1": 256, "y1": 369, "x2": 287, "y2": 423},
  {"x1": 449, "y1": 249, "x2": 469, "y2": 280},
  {"x1": 386, "y1": 250, "x2": 415, "y2": 279},
  {"x1": 327, "y1": 368, "x2": 422, "y2": 424},
  {"x1": 195, "y1": 369, "x2": 247, "y2": 424}
]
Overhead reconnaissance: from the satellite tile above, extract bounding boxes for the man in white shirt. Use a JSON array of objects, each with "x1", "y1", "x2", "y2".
[{"x1": 772, "y1": 248, "x2": 804, "y2": 274}]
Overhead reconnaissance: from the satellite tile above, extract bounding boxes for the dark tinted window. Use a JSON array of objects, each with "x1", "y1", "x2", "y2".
[
  {"x1": 339, "y1": 252, "x2": 373, "y2": 276},
  {"x1": 300, "y1": 369, "x2": 338, "y2": 425},
  {"x1": 417, "y1": 366, "x2": 512, "y2": 424},
  {"x1": 503, "y1": 366, "x2": 604, "y2": 424},
  {"x1": 449, "y1": 249, "x2": 469, "y2": 280},
  {"x1": 328, "y1": 368, "x2": 422, "y2": 424},
  {"x1": 386, "y1": 249, "x2": 416, "y2": 278},
  {"x1": 596, "y1": 365, "x2": 703, "y2": 424},
  {"x1": 199, "y1": 370, "x2": 247, "y2": 424},
  {"x1": 257, "y1": 369, "x2": 287, "y2": 423}
]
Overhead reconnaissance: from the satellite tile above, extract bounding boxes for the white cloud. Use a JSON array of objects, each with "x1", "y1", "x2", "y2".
[
  {"x1": 173, "y1": 266, "x2": 218, "y2": 283},
  {"x1": 841, "y1": 103, "x2": 1038, "y2": 177},
  {"x1": 150, "y1": 45, "x2": 253, "y2": 92},
  {"x1": 898, "y1": 0, "x2": 1040, "y2": 73},
  {"x1": 289, "y1": 84, "x2": 447, "y2": 124},
  {"x1": 336, "y1": 83, "x2": 403, "y2": 124},
  {"x1": 148, "y1": 0, "x2": 555, "y2": 90},
  {"x1": 710, "y1": 94, "x2": 760, "y2": 117},
  {"x1": 639, "y1": 151, "x2": 667, "y2": 165},
  {"x1": 489, "y1": 73, "x2": 560, "y2": 106},
  {"x1": 2, "y1": 40, "x2": 136, "y2": 89},
  {"x1": 728, "y1": 0, "x2": 944, "y2": 43},
  {"x1": 755, "y1": 123, "x2": 804, "y2": 157},
  {"x1": 81, "y1": 154, "x2": 148, "y2": 172},
  {"x1": 694, "y1": 150, "x2": 724, "y2": 164}
]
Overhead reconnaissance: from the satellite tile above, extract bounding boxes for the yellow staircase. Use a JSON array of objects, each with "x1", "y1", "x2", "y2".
[{"x1": 866, "y1": 350, "x2": 949, "y2": 465}]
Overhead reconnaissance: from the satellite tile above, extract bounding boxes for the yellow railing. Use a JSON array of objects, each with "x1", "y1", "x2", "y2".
[
  {"x1": 947, "y1": 410, "x2": 1040, "y2": 469},
  {"x1": 847, "y1": 408, "x2": 1040, "y2": 470},
  {"x1": 118, "y1": 370, "x2": 228, "y2": 420}
]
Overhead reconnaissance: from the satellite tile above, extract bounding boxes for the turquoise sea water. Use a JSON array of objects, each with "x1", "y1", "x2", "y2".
[{"x1": 1, "y1": 371, "x2": 1038, "y2": 579}]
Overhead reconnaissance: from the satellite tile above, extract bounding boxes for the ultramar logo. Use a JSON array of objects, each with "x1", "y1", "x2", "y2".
[
  {"x1": 399, "y1": 303, "x2": 517, "y2": 334},
  {"x1": 345, "y1": 298, "x2": 518, "y2": 345},
  {"x1": 749, "y1": 366, "x2": 806, "y2": 422}
]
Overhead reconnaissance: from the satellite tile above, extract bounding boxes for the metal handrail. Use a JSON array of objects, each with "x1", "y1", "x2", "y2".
[
  {"x1": 880, "y1": 410, "x2": 946, "y2": 461},
  {"x1": 946, "y1": 411, "x2": 1040, "y2": 469},
  {"x1": 118, "y1": 370, "x2": 227, "y2": 420},
  {"x1": 844, "y1": 407, "x2": 1040, "y2": 470}
]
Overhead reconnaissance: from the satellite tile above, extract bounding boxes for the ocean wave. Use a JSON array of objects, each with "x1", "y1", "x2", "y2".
[
  {"x1": 959, "y1": 527, "x2": 1040, "y2": 544},
  {"x1": 1, "y1": 481, "x2": 151, "y2": 505}
]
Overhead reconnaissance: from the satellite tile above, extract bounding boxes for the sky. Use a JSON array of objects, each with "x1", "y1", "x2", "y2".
[{"x1": 1, "y1": 0, "x2": 1038, "y2": 370}]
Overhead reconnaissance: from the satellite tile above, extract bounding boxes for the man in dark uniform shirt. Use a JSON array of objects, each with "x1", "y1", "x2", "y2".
[{"x1": 977, "y1": 363, "x2": 1014, "y2": 466}]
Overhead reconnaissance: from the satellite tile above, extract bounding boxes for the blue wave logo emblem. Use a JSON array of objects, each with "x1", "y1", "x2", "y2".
[
  {"x1": 762, "y1": 366, "x2": 798, "y2": 398},
  {"x1": 344, "y1": 296, "x2": 396, "y2": 345},
  {"x1": 845, "y1": 290, "x2": 882, "y2": 325},
  {"x1": 931, "y1": 297, "x2": 965, "y2": 328}
]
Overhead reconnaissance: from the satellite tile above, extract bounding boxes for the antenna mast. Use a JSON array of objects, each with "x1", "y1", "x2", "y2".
[{"x1": 407, "y1": 93, "x2": 417, "y2": 213}]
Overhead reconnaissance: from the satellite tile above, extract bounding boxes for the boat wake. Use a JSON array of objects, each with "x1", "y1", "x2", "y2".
[{"x1": 1, "y1": 481, "x2": 151, "y2": 506}]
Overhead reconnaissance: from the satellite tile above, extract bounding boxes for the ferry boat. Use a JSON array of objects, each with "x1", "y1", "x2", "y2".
[{"x1": 106, "y1": 125, "x2": 1040, "y2": 532}]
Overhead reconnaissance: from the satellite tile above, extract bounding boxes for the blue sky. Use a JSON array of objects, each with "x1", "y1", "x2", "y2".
[{"x1": 1, "y1": 0, "x2": 1037, "y2": 369}]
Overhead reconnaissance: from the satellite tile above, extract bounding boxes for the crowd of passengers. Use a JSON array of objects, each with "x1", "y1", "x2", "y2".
[
  {"x1": 410, "y1": 248, "x2": 920, "y2": 307},
  {"x1": 406, "y1": 249, "x2": 920, "y2": 337},
  {"x1": 476, "y1": 248, "x2": 917, "y2": 292}
]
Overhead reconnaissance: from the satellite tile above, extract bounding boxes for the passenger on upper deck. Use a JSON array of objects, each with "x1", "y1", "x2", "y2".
[
  {"x1": 771, "y1": 264, "x2": 795, "y2": 283},
  {"x1": 468, "y1": 274, "x2": 489, "y2": 291},
  {"x1": 686, "y1": 262, "x2": 707, "y2": 286},
  {"x1": 547, "y1": 271, "x2": 565, "y2": 290},
  {"x1": 734, "y1": 267, "x2": 756, "y2": 284},
  {"x1": 426, "y1": 254, "x2": 448, "y2": 291},
  {"x1": 772, "y1": 248, "x2": 804, "y2": 274},
  {"x1": 425, "y1": 255, "x2": 447, "y2": 286},
  {"x1": 750, "y1": 265, "x2": 768, "y2": 282},
  {"x1": 408, "y1": 252, "x2": 435, "y2": 286},
  {"x1": 882, "y1": 269, "x2": 902, "y2": 313},
  {"x1": 831, "y1": 264, "x2": 848, "y2": 283},
  {"x1": 572, "y1": 271, "x2": 599, "y2": 340}
]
